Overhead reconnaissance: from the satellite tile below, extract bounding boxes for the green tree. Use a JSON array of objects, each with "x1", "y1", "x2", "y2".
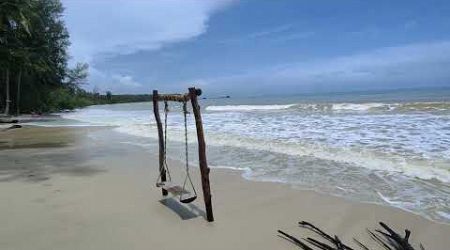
[
  {"x1": 0, "y1": 0, "x2": 131, "y2": 114},
  {"x1": 1, "y1": 0, "x2": 72, "y2": 114},
  {"x1": 0, "y1": 0, "x2": 33, "y2": 116},
  {"x1": 65, "y1": 62, "x2": 89, "y2": 93},
  {"x1": 106, "y1": 91, "x2": 112, "y2": 102}
]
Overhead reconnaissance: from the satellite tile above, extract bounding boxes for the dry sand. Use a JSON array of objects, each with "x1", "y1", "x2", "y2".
[{"x1": 0, "y1": 126, "x2": 449, "y2": 250}]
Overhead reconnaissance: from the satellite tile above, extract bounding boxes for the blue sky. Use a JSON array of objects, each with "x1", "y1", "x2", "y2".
[{"x1": 63, "y1": 0, "x2": 450, "y2": 96}]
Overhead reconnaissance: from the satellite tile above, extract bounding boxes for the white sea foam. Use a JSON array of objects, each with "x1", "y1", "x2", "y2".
[
  {"x1": 206, "y1": 134, "x2": 450, "y2": 183},
  {"x1": 377, "y1": 191, "x2": 402, "y2": 205},
  {"x1": 437, "y1": 211, "x2": 450, "y2": 220},
  {"x1": 206, "y1": 102, "x2": 450, "y2": 113},
  {"x1": 55, "y1": 103, "x2": 450, "y2": 183},
  {"x1": 100, "y1": 120, "x2": 450, "y2": 183},
  {"x1": 332, "y1": 103, "x2": 388, "y2": 111},
  {"x1": 206, "y1": 104, "x2": 296, "y2": 111},
  {"x1": 30, "y1": 101, "x2": 450, "y2": 223}
]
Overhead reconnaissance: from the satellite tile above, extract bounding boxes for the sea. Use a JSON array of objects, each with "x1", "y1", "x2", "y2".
[{"x1": 30, "y1": 87, "x2": 450, "y2": 223}]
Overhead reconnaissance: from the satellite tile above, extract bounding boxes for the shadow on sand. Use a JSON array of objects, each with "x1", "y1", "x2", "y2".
[{"x1": 159, "y1": 197, "x2": 207, "y2": 220}]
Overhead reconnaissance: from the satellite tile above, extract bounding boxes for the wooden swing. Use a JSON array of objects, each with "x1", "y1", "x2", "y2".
[
  {"x1": 152, "y1": 87, "x2": 214, "y2": 222},
  {"x1": 155, "y1": 100, "x2": 197, "y2": 204}
]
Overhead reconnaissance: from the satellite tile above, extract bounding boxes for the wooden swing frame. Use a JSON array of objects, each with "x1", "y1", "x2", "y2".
[{"x1": 152, "y1": 87, "x2": 214, "y2": 222}]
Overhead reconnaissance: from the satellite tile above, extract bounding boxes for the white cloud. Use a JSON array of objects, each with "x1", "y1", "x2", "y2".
[
  {"x1": 247, "y1": 24, "x2": 293, "y2": 39},
  {"x1": 62, "y1": 0, "x2": 235, "y2": 92},
  {"x1": 220, "y1": 24, "x2": 314, "y2": 44},
  {"x1": 113, "y1": 75, "x2": 142, "y2": 88},
  {"x1": 86, "y1": 68, "x2": 146, "y2": 94},
  {"x1": 195, "y1": 41, "x2": 450, "y2": 94},
  {"x1": 276, "y1": 41, "x2": 450, "y2": 85},
  {"x1": 63, "y1": 0, "x2": 235, "y2": 62}
]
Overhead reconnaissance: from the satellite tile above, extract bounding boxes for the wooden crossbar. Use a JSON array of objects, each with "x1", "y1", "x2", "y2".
[
  {"x1": 153, "y1": 89, "x2": 202, "y2": 102},
  {"x1": 155, "y1": 94, "x2": 190, "y2": 102}
]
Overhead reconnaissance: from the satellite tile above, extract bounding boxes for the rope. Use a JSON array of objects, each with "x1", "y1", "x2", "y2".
[
  {"x1": 157, "y1": 101, "x2": 171, "y2": 184},
  {"x1": 164, "y1": 101, "x2": 172, "y2": 181},
  {"x1": 183, "y1": 101, "x2": 189, "y2": 173},
  {"x1": 182, "y1": 101, "x2": 197, "y2": 197}
]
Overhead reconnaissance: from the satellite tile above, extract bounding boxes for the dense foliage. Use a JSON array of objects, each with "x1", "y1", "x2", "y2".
[{"x1": 1, "y1": 0, "x2": 144, "y2": 116}]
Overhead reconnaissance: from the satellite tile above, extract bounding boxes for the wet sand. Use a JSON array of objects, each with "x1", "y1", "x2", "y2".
[{"x1": 0, "y1": 126, "x2": 449, "y2": 250}]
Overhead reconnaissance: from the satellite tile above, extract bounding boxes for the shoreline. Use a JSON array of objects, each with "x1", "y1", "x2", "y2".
[
  {"x1": 232, "y1": 167, "x2": 450, "y2": 227},
  {"x1": 1, "y1": 126, "x2": 449, "y2": 249}
]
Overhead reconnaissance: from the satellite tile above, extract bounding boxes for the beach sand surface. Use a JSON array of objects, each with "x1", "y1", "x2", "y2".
[{"x1": 0, "y1": 126, "x2": 449, "y2": 250}]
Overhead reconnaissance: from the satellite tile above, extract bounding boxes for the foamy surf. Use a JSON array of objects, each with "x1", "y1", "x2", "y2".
[
  {"x1": 104, "y1": 122, "x2": 450, "y2": 183},
  {"x1": 206, "y1": 104, "x2": 296, "y2": 111},
  {"x1": 205, "y1": 102, "x2": 450, "y2": 113},
  {"x1": 29, "y1": 98, "x2": 450, "y2": 223}
]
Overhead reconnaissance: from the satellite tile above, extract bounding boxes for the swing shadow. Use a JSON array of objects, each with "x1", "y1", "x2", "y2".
[{"x1": 159, "y1": 198, "x2": 207, "y2": 221}]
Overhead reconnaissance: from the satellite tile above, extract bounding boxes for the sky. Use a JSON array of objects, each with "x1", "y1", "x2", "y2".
[{"x1": 62, "y1": 0, "x2": 450, "y2": 96}]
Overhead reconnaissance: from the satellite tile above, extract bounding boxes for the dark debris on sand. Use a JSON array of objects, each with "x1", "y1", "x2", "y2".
[{"x1": 278, "y1": 221, "x2": 424, "y2": 250}]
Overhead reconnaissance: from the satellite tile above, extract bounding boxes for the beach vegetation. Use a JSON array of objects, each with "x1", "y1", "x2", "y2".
[{"x1": 0, "y1": 0, "x2": 146, "y2": 116}]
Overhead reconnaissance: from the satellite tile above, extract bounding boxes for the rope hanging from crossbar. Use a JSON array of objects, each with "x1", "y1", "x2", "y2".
[
  {"x1": 156, "y1": 101, "x2": 172, "y2": 185},
  {"x1": 180, "y1": 101, "x2": 197, "y2": 203},
  {"x1": 163, "y1": 101, "x2": 171, "y2": 181}
]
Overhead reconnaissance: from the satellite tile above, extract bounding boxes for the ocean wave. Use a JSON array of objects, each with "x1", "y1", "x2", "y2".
[
  {"x1": 110, "y1": 122, "x2": 450, "y2": 183},
  {"x1": 206, "y1": 104, "x2": 296, "y2": 111},
  {"x1": 205, "y1": 134, "x2": 450, "y2": 183},
  {"x1": 37, "y1": 102, "x2": 450, "y2": 223},
  {"x1": 331, "y1": 102, "x2": 450, "y2": 112},
  {"x1": 332, "y1": 103, "x2": 389, "y2": 111},
  {"x1": 206, "y1": 102, "x2": 450, "y2": 113}
]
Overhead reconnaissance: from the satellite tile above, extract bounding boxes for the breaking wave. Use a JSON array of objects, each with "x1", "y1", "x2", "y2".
[
  {"x1": 31, "y1": 99, "x2": 450, "y2": 223},
  {"x1": 206, "y1": 104, "x2": 296, "y2": 111},
  {"x1": 206, "y1": 102, "x2": 450, "y2": 113}
]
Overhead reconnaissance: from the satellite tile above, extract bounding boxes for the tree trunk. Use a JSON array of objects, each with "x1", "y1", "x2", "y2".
[
  {"x1": 16, "y1": 69, "x2": 22, "y2": 115},
  {"x1": 4, "y1": 68, "x2": 10, "y2": 116}
]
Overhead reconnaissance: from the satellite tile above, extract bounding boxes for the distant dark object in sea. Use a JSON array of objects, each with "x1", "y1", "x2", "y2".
[
  {"x1": 201, "y1": 95, "x2": 231, "y2": 100},
  {"x1": 278, "y1": 220, "x2": 424, "y2": 250}
]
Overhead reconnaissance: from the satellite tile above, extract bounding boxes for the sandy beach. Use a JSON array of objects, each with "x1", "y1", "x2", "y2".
[{"x1": 1, "y1": 126, "x2": 449, "y2": 250}]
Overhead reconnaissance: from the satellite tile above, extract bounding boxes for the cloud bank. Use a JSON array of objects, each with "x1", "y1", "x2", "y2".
[
  {"x1": 196, "y1": 41, "x2": 450, "y2": 95},
  {"x1": 62, "y1": 0, "x2": 235, "y2": 92}
]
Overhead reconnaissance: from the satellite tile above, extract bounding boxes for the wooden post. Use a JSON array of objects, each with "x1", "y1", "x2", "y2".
[
  {"x1": 153, "y1": 90, "x2": 168, "y2": 196},
  {"x1": 189, "y1": 87, "x2": 214, "y2": 222}
]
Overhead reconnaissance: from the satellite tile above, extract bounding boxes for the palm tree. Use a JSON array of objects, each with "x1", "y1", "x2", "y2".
[{"x1": 0, "y1": 0, "x2": 32, "y2": 116}]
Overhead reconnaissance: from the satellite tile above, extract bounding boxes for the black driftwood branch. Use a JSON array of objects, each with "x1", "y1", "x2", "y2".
[{"x1": 277, "y1": 221, "x2": 424, "y2": 250}]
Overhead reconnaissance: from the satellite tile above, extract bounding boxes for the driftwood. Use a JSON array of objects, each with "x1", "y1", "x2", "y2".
[
  {"x1": 153, "y1": 90, "x2": 168, "y2": 196},
  {"x1": 278, "y1": 221, "x2": 424, "y2": 250},
  {"x1": 3, "y1": 124, "x2": 22, "y2": 130},
  {"x1": 188, "y1": 87, "x2": 214, "y2": 222}
]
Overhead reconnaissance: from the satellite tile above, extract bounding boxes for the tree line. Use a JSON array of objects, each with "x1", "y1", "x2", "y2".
[{"x1": 1, "y1": 0, "x2": 148, "y2": 116}]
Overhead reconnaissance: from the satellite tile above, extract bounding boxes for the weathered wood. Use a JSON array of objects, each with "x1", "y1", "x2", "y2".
[
  {"x1": 189, "y1": 87, "x2": 214, "y2": 222},
  {"x1": 0, "y1": 119, "x2": 18, "y2": 124},
  {"x1": 155, "y1": 93, "x2": 191, "y2": 102},
  {"x1": 158, "y1": 182, "x2": 191, "y2": 195},
  {"x1": 152, "y1": 90, "x2": 168, "y2": 196},
  {"x1": 4, "y1": 125, "x2": 22, "y2": 130}
]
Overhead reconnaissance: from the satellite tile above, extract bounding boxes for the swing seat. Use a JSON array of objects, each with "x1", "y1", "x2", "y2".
[
  {"x1": 156, "y1": 181, "x2": 169, "y2": 188},
  {"x1": 158, "y1": 182, "x2": 189, "y2": 195},
  {"x1": 180, "y1": 195, "x2": 197, "y2": 204},
  {"x1": 157, "y1": 181, "x2": 197, "y2": 203}
]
